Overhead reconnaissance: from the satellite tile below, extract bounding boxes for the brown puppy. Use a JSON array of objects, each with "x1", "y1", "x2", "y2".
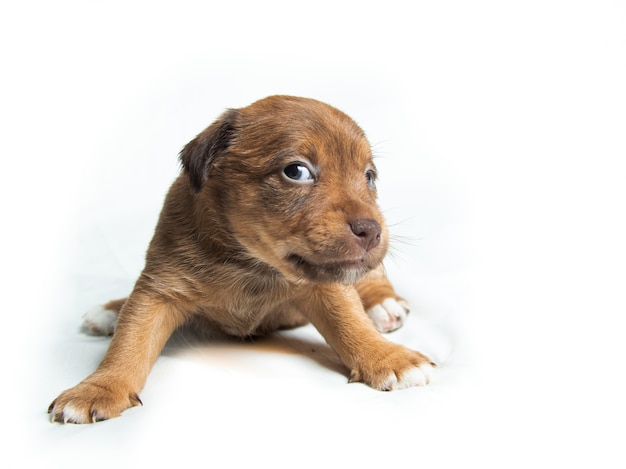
[{"x1": 49, "y1": 95, "x2": 435, "y2": 424}]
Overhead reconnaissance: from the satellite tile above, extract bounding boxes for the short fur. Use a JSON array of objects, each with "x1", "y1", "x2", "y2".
[{"x1": 49, "y1": 96, "x2": 434, "y2": 424}]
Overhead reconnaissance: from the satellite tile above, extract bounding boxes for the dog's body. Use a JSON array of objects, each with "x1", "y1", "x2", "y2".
[{"x1": 49, "y1": 96, "x2": 434, "y2": 424}]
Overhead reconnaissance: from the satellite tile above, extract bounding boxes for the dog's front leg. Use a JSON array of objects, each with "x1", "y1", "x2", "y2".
[
  {"x1": 299, "y1": 285, "x2": 435, "y2": 391},
  {"x1": 49, "y1": 291, "x2": 190, "y2": 423}
]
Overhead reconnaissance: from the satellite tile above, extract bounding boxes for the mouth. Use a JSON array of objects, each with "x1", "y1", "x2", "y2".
[{"x1": 287, "y1": 254, "x2": 372, "y2": 284}]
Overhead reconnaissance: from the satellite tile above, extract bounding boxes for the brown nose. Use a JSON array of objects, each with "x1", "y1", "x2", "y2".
[{"x1": 349, "y1": 219, "x2": 382, "y2": 252}]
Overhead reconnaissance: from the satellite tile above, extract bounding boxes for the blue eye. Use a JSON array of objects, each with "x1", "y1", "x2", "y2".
[{"x1": 283, "y1": 163, "x2": 314, "y2": 182}]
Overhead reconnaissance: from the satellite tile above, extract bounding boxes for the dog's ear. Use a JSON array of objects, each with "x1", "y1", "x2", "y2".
[{"x1": 179, "y1": 109, "x2": 238, "y2": 192}]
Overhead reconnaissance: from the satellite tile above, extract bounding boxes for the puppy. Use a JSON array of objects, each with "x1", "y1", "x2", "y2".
[{"x1": 49, "y1": 95, "x2": 435, "y2": 424}]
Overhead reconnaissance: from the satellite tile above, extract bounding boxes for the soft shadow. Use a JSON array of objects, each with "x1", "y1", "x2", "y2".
[{"x1": 161, "y1": 323, "x2": 349, "y2": 378}]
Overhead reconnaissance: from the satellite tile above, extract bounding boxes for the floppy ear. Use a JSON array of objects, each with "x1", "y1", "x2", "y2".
[{"x1": 179, "y1": 109, "x2": 238, "y2": 192}]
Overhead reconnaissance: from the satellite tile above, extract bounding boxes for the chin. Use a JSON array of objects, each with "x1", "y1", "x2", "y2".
[{"x1": 287, "y1": 254, "x2": 375, "y2": 284}]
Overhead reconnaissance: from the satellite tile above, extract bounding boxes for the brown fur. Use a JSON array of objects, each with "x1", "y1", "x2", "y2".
[{"x1": 49, "y1": 96, "x2": 433, "y2": 424}]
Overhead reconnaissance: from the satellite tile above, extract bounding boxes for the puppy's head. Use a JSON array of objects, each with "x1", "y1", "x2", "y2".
[{"x1": 180, "y1": 95, "x2": 388, "y2": 285}]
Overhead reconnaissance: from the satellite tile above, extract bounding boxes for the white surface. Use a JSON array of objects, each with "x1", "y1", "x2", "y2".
[{"x1": 2, "y1": 1, "x2": 625, "y2": 467}]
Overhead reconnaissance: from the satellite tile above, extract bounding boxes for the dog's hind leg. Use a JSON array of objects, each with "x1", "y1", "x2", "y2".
[
  {"x1": 82, "y1": 298, "x2": 127, "y2": 336},
  {"x1": 354, "y1": 265, "x2": 409, "y2": 333}
]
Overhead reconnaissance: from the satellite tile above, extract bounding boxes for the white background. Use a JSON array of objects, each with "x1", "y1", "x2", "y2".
[{"x1": 1, "y1": 0, "x2": 625, "y2": 467}]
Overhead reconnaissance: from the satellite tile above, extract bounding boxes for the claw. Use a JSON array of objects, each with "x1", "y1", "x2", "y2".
[
  {"x1": 348, "y1": 370, "x2": 362, "y2": 383},
  {"x1": 130, "y1": 393, "x2": 143, "y2": 407}
]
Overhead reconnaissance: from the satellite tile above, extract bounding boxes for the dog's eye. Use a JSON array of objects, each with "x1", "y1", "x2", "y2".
[
  {"x1": 283, "y1": 163, "x2": 314, "y2": 183},
  {"x1": 365, "y1": 169, "x2": 377, "y2": 189}
]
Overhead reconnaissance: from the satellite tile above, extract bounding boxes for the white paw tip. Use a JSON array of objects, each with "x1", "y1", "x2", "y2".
[
  {"x1": 367, "y1": 298, "x2": 409, "y2": 333},
  {"x1": 382, "y1": 297, "x2": 408, "y2": 316},
  {"x1": 383, "y1": 363, "x2": 434, "y2": 390},
  {"x1": 59, "y1": 404, "x2": 86, "y2": 424},
  {"x1": 82, "y1": 305, "x2": 117, "y2": 336}
]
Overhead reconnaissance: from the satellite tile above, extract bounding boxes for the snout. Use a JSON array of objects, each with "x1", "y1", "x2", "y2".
[
  {"x1": 349, "y1": 218, "x2": 381, "y2": 252},
  {"x1": 281, "y1": 217, "x2": 386, "y2": 284}
]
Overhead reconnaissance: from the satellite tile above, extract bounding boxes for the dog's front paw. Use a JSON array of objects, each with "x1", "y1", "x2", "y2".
[
  {"x1": 366, "y1": 298, "x2": 409, "y2": 333},
  {"x1": 349, "y1": 342, "x2": 435, "y2": 391},
  {"x1": 49, "y1": 380, "x2": 142, "y2": 424}
]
